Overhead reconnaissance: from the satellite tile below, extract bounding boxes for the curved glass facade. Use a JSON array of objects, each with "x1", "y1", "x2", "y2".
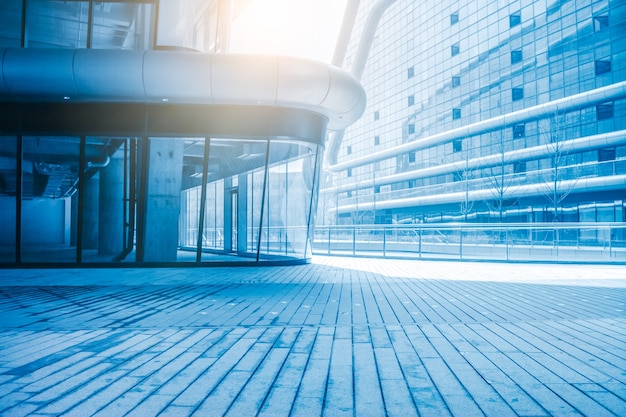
[
  {"x1": 0, "y1": 1, "x2": 365, "y2": 266},
  {"x1": 0, "y1": 134, "x2": 322, "y2": 266},
  {"x1": 323, "y1": 0, "x2": 626, "y2": 226}
]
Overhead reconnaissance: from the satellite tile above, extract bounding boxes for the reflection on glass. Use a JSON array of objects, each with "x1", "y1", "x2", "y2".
[
  {"x1": 0, "y1": 2, "x2": 22, "y2": 47},
  {"x1": 28, "y1": 0, "x2": 89, "y2": 48},
  {"x1": 92, "y1": 2, "x2": 155, "y2": 50},
  {"x1": 258, "y1": 141, "x2": 319, "y2": 260},
  {"x1": 21, "y1": 136, "x2": 81, "y2": 263},
  {"x1": 0, "y1": 137, "x2": 17, "y2": 263}
]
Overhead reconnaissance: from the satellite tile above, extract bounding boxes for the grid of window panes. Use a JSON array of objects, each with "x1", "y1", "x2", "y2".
[{"x1": 329, "y1": 0, "x2": 626, "y2": 225}]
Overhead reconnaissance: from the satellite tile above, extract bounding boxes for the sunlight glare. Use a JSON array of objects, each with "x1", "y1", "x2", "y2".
[{"x1": 229, "y1": 0, "x2": 348, "y2": 63}]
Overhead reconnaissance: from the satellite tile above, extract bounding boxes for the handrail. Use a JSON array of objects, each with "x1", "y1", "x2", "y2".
[{"x1": 311, "y1": 223, "x2": 626, "y2": 263}]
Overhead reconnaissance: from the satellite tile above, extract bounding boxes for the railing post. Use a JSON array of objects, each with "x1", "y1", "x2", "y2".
[
  {"x1": 608, "y1": 225, "x2": 612, "y2": 260},
  {"x1": 459, "y1": 227, "x2": 463, "y2": 259},
  {"x1": 352, "y1": 227, "x2": 356, "y2": 256},
  {"x1": 418, "y1": 228, "x2": 422, "y2": 258},
  {"x1": 505, "y1": 226, "x2": 509, "y2": 261},
  {"x1": 328, "y1": 227, "x2": 331, "y2": 255},
  {"x1": 383, "y1": 227, "x2": 387, "y2": 258}
]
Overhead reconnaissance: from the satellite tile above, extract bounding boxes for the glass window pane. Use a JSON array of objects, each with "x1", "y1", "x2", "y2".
[
  {"x1": 27, "y1": 0, "x2": 88, "y2": 48},
  {"x1": 0, "y1": 1, "x2": 23, "y2": 46},
  {"x1": 21, "y1": 136, "x2": 81, "y2": 263},
  {"x1": 92, "y1": 3, "x2": 155, "y2": 50}
]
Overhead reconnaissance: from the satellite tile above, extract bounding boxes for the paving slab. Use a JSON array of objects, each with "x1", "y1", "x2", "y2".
[{"x1": 0, "y1": 256, "x2": 625, "y2": 416}]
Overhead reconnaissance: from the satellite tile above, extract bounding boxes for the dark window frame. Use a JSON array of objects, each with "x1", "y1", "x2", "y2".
[
  {"x1": 596, "y1": 102, "x2": 614, "y2": 120},
  {"x1": 510, "y1": 12, "x2": 521, "y2": 28},
  {"x1": 595, "y1": 59, "x2": 611, "y2": 75},
  {"x1": 452, "y1": 108, "x2": 461, "y2": 120},
  {"x1": 598, "y1": 148, "x2": 616, "y2": 162},
  {"x1": 451, "y1": 43, "x2": 460, "y2": 57},
  {"x1": 512, "y1": 87, "x2": 524, "y2": 101},
  {"x1": 450, "y1": 12, "x2": 459, "y2": 25},
  {"x1": 452, "y1": 76, "x2": 460, "y2": 88},
  {"x1": 453, "y1": 138, "x2": 462, "y2": 152},
  {"x1": 594, "y1": 15, "x2": 609, "y2": 31},
  {"x1": 511, "y1": 50, "x2": 523, "y2": 64},
  {"x1": 513, "y1": 123, "x2": 525, "y2": 138}
]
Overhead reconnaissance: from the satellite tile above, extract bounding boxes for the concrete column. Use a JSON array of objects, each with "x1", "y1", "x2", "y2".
[
  {"x1": 223, "y1": 177, "x2": 233, "y2": 252},
  {"x1": 98, "y1": 152, "x2": 124, "y2": 255},
  {"x1": 237, "y1": 173, "x2": 248, "y2": 253},
  {"x1": 143, "y1": 138, "x2": 184, "y2": 262},
  {"x1": 82, "y1": 173, "x2": 99, "y2": 250}
]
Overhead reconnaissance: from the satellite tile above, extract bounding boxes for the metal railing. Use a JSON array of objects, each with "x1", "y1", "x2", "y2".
[{"x1": 311, "y1": 222, "x2": 626, "y2": 263}]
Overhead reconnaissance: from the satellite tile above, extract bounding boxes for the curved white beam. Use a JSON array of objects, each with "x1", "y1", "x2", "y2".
[
  {"x1": 334, "y1": 174, "x2": 626, "y2": 213},
  {"x1": 0, "y1": 49, "x2": 366, "y2": 131},
  {"x1": 326, "y1": 129, "x2": 626, "y2": 194},
  {"x1": 328, "y1": 80, "x2": 626, "y2": 171}
]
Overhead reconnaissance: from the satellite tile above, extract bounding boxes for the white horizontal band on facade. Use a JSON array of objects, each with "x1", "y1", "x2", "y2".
[
  {"x1": 325, "y1": 129, "x2": 626, "y2": 194},
  {"x1": 328, "y1": 81, "x2": 626, "y2": 171},
  {"x1": 333, "y1": 174, "x2": 626, "y2": 214},
  {"x1": 0, "y1": 48, "x2": 366, "y2": 130}
]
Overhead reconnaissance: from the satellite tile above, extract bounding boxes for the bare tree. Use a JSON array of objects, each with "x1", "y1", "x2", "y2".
[
  {"x1": 484, "y1": 129, "x2": 518, "y2": 222},
  {"x1": 540, "y1": 109, "x2": 578, "y2": 222},
  {"x1": 456, "y1": 141, "x2": 475, "y2": 222}
]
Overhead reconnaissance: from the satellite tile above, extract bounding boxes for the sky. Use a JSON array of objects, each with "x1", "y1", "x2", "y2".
[{"x1": 229, "y1": 0, "x2": 348, "y2": 63}]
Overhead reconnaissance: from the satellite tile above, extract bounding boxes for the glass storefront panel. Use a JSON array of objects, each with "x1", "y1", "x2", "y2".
[
  {"x1": 84, "y1": 141, "x2": 130, "y2": 263},
  {"x1": 20, "y1": 136, "x2": 80, "y2": 263},
  {"x1": 258, "y1": 140, "x2": 319, "y2": 260},
  {"x1": 0, "y1": 136, "x2": 17, "y2": 263},
  {"x1": 5, "y1": 134, "x2": 321, "y2": 265},
  {"x1": 204, "y1": 138, "x2": 268, "y2": 260}
]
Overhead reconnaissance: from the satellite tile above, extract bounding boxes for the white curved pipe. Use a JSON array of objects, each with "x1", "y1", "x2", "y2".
[
  {"x1": 329, "y1": 80, "x2": 626, "y2": 171},
  {"x1": 334, "y1": 174, "x2": 626, "y2": 213},
  {"x1": 0, "y1": 48, "x2": 366, "y2": 130},
  {"x1": 327, "y1": 0, "x2": 397, "y2": 165},
  {"x1": 327, "y1": 129, "x2": 626, "y2": 193}
]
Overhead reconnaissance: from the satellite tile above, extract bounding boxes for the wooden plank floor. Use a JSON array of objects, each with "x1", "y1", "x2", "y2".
[{"x1": 0, "y1": 256, "x2": 624, "y2": 416}]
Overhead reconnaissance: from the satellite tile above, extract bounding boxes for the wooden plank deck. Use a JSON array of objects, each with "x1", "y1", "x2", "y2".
[{"x1": 0, "y1": 256, "x2": 624, "y2": 416}]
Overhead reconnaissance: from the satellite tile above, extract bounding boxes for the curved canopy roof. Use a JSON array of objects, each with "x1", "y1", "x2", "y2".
[{"x1": 0, "y1": 49, "x2": 366, "y2": 133}]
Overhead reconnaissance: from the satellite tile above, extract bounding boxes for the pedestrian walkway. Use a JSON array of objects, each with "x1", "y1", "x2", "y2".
[{"x1": 0, "y1": 256, "x2": 624, "y2": 416}]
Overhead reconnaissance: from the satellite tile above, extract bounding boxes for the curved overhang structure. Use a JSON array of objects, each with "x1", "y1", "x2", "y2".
[
  {"x1": 328, "y1": 80, "x2": 626, "y2": 171},
  {"x1": 0, "y1": 49, "x2": 366, "y2": 142},
  {"x1": 333, "y1": 174, "x2": 626, "y2": 214}
]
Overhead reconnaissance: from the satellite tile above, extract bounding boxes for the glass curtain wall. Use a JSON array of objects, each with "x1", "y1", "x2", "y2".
[{"x1": 180, "y1": 138, "x2": 321, "y2": 263}]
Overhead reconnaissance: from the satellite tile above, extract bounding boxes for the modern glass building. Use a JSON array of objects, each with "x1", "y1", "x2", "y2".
[
  {"x1": 321, "y1": 0, "x2": 626, "y2": 226},
  {"x1": 0, "y1": 0, "x2": 365, "y2": 266}
]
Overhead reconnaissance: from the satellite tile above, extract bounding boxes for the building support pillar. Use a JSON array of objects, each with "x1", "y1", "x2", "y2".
[
  {"x1": 82, "y1": 173, "x2": 100, "y2": 250},
  {"x1": 99, "y1": 151, "x2": 124, "y2": 255},
  {"x1": 142, "y1": 138, "x2": 184, "y2": 262}
]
